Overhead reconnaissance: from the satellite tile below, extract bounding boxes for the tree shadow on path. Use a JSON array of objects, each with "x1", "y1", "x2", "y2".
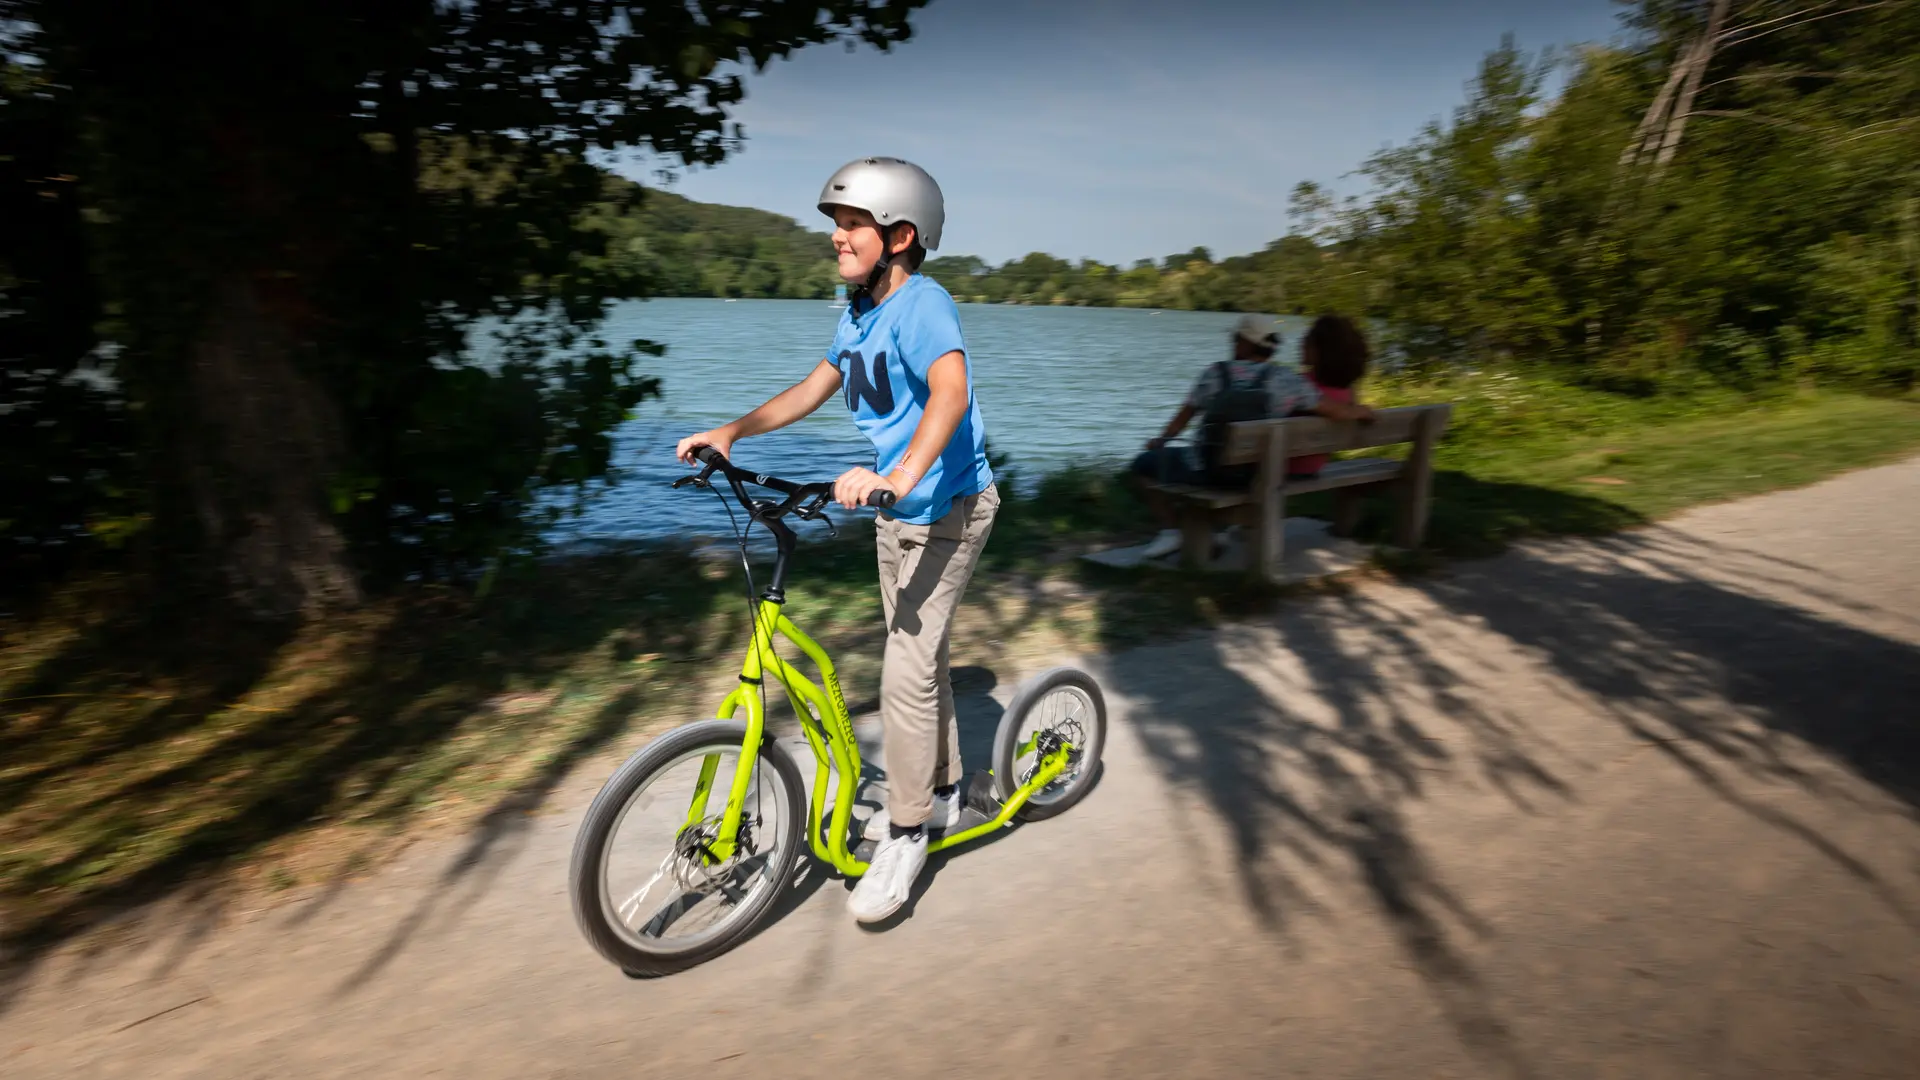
[
  {"x1": 0, "y1": 550, "x2": 727, "y2": 1014},
  {"x1": 1087, "y1": 483, "x2": 1920, "y2": 1078}
]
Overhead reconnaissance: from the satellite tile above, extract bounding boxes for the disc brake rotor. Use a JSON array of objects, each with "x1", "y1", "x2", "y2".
[
  {"x1": 671, "y1": 814, "x2": 757, "y2": 894},
  {"x1": 1018, "y1": 720, "x2": 1088, "y2": 790}
]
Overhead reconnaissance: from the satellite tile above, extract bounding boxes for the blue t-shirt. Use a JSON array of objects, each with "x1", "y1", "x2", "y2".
[{"x1": 827, "y1": 274, "x2": 993, "y2": 525}]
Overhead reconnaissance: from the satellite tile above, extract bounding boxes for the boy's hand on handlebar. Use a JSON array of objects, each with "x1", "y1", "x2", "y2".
[
  {"x1": 676, "y1": 430, "x2": 732, "y2": 465},
  {"x1": 833, "y1": 466, "x2": 902, "y2": 510}
]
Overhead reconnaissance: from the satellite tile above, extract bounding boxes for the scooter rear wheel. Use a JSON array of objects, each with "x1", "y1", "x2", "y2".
[{"x1": 990, "y1": 667, "x2": 1107, "y2": 821}]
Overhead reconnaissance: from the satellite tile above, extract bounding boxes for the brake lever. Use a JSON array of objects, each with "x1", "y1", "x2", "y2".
[
  {"x1": 795, "y1": 493, "x2": 838, "y2": 537},
  {"x1": 669, "y1": 463, "x2": 718, "y2": 490}
]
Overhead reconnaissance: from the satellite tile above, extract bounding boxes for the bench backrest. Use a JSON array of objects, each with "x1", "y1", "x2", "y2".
[{"x1": 1215, "y1": 403, "x2": 1454, "y2": 467}]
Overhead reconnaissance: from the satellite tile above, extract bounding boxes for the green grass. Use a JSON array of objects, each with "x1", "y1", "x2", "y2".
[
  {"x1": 4, "y1": 371, "x2": 1918, "y2": 955},
  {"x1": 1357, "y1": 371, "x2": 1920, "y2": 556},
  {"x1": 988, "y1": 370, "x2": 1920, "y2": 568}
]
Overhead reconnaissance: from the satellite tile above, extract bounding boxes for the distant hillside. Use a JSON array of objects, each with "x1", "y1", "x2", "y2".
[
  {"x1": 597, "y1": 179, "x2": 1313, "y2": 314},
  {"x1": 597, "y1": 179, "x2": 841, "y2": 300}
]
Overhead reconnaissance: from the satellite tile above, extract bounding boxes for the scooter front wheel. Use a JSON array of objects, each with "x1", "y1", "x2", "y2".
[{"x1": 569, "y1": 720, "x2": 804, "y2": 977}]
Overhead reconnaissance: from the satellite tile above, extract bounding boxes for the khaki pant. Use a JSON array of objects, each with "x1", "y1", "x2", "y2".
[{"x1": 873, "y1": 483, "x2": 1001, "y2": 827}]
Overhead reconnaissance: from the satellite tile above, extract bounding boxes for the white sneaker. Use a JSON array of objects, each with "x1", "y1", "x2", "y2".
[
  {"x1": 1140, "y1": 528, "x2": 1183, "y2": 560},
  {"x1": 862, "y1": 786, "x2": 962, "y2": 842},
  {"x1": 848, "y1": 830, "x2": 928, "y2": 924}
]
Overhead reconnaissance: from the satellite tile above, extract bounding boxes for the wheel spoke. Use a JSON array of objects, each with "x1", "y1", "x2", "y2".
[
  {"x1": 639, "y1": 891, "x2": 706, "y2": 938},
  {"x1": 618, "y1": 849, "x2": 679, "y2": 928}
]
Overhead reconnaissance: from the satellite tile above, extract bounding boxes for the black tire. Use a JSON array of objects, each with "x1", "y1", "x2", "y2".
[
  {"x1": 569, "y1": 720, "x2": 804, "y2": 978},
  {"x1": 990, "y1": 666, "x2": 1107, "y2": 822}
]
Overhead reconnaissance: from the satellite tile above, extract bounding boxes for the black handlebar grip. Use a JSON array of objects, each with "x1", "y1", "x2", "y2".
[
  {"x1": 694, "y1": 446, "x2": 726, "y2": 467},
  {"x1": 868, "y1": 489, "x2": 897, "y2": 509}
]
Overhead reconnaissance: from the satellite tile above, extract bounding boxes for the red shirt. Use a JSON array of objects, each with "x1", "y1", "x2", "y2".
[{"x1": 1288, "y1": 378, "x2": 1351, "y2": 476}]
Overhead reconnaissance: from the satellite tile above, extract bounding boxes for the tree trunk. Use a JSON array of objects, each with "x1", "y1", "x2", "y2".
[
  {"x1": 1623, "y1": 53, "x2": 1692, "y2": 167},
  {"x1": 1654, "y1": 0, "x2": 1734, "y2": 175},
  {"x1": 176, "y1": 274, "x2": 361, "y2": 617}
]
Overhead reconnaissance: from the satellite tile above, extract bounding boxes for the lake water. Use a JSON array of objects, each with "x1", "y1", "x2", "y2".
[{"x1": 551, "y1": 298, "x2": 1316, "y2": 545}]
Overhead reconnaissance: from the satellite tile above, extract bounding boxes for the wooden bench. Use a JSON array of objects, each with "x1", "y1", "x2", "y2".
[{"x1": 1145, "y1": 403, "x2": 1453, "y2": 582}]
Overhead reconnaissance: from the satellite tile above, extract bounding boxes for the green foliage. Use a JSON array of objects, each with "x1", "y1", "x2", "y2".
[
  {"x1": 1352, "y1": 37, "x2": 1561, "y2": 369},
  {"x1": 928, "y1": 3, "x2": 1920, "y2": 397},
  {"x1": 0, "y1": 61, "x2": 133, "y2": 583},
  {"x1": 1793, "y1": 200, "x2": 1920, "y2": 388},
  {"x1": 0, "y1": 0, "x2": 926, "y2": 603},
  {"x1": 12, "y1": 0, "x2": 1920, "y2": 606}
]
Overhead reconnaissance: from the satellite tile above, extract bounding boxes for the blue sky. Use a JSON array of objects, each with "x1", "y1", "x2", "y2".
[{"x1": 615, "y1": 0, "x2": 1630, "y2": 266}]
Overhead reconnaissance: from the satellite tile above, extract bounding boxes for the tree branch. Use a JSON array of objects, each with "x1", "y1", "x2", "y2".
[
  {"x1": 1830, "y1": 115, "x2": 1920, "y2": 143},
  {"x1": 1678, "y1": 108, "x2": 1920, "y2": 147},
  {"x1": 1680, "y1": 107, "x2": 1824, "y2": 133},
  {"x1": 1717, "y1": 1, "x2": 1903, "y2": 48},
  {"x1": 1716, "y1": 0, "x2": 1856, "y2": 40},
  {"x1": 1697, "y1": 68, "x2": 1896, "y2": 93}
]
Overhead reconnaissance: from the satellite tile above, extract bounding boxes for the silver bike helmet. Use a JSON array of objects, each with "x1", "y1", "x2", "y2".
[{"x1": 817, "y1": 156, "x2": 945, "y2": 250}]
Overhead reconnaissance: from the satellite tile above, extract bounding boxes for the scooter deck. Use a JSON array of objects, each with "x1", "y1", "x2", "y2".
[{"x1": 849, "y1": 769, "x2": 1003, "y2": 863}]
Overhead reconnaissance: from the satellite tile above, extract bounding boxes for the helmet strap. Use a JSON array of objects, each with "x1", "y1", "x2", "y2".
[{"x1": 851, "y1": 223, "x2": 902, "y2": 309}]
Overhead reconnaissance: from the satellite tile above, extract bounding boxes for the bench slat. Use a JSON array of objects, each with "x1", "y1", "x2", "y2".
[
  {"x1": 1142, "y1": 457, "x2": 1402, "y2": 503},
  {"x1": 1278, "y1": 457, "x2": 1403, "y2": 494},
  {"x1": 1219, "y1": 403, "x2": 1452, "y2": 466}
]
